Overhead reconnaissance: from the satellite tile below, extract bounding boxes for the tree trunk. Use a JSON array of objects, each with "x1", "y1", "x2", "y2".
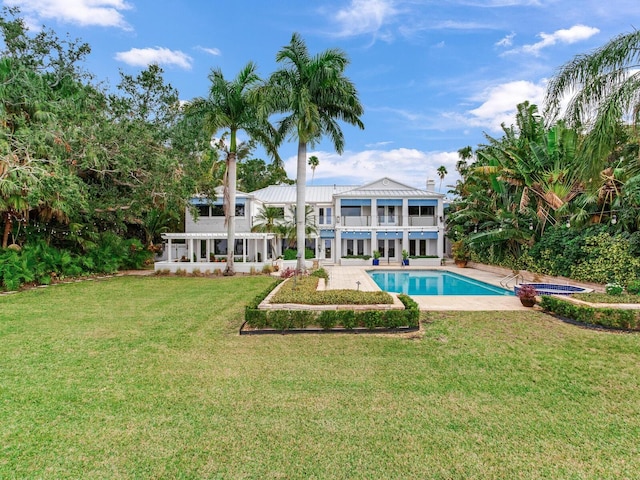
[
  {"x1": 2, "y1": 213, "x2": 12, "y2": 249},
  {"x1": 296, "y1": 141, "x2": 307, "y2": 273},
  {"x1": 224, "y1": 140, "x2": 237, "y2": 276}
]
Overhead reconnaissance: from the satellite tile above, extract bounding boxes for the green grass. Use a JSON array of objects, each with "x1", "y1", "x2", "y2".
[{"x1": 2, "y1": 276, "x2": 640, "y2": 479}]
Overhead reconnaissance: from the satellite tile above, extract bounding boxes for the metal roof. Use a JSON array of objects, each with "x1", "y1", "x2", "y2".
[{"x1": 251, "y1": 185, "x2": 354, "y2": 204}]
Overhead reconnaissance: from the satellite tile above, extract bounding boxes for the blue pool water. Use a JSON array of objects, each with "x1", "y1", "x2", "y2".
[{"x1": 368, "y1": 270, "x2": 514, "y2": 296}]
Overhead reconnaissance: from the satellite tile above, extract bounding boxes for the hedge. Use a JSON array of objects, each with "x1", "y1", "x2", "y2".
[
  {"x1": 539, "y1": 295, "x2": 640, "y2": 331},
  {"x1": 244, "y1": 293, "x2": 420, "y2": 331}
]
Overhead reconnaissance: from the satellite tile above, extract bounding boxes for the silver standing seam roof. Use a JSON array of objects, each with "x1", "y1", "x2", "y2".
[
  {"x1": 251, "y1": 185, "x2": 355, "y2": 204},
  {"x1": 251, "y1": 183, "x2": 442, "y2": 204}
]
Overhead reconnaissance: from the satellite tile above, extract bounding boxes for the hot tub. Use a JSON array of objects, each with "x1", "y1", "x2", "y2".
[{"x1": 514, "y1": 283, "x2": 593, "y2": 296}]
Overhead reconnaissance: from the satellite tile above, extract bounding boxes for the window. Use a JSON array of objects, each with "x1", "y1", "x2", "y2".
[
  {"x1": 377, "y1": 205, "x2": 396, "y2": 224},
  {"x1": 319, "y1": 207, "x2": 332, "y2": 225},
  {"x1": 210, "y1": 203, "x2": 245, "y2": 217},
  {"x1": 409, "y1": 239, "x2": 429, "y2": 256},
  {"x1": 214, "y1": 239, "x2": 227, "y2": 254},
  {"x1": 196, "y1": 205, "x2": 210, "y2": 217},
  {"x1": 341, "y1": 206, "x2": 361, "y2": 217},
  {"x1": 211, "y1": 205, "x2": 225, "y2": 217},
  {"x1": 345, "y1": 239, "x2": 362, "y2": 255},
  {"x1": 408, "y1": 205, "x2": 435, "y2": 216}
]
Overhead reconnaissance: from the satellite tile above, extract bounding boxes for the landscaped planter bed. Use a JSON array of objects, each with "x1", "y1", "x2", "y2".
[{"x1": 243, "y1": 277, "x2": 420, "y2": 334}]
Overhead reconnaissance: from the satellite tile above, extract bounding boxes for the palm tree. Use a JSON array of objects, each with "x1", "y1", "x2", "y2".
[
  {"x1": 251, "y1": 205, "x2": 285, "y2": 259},
  {"x1": 436, "y1": 165, "x2": 448, "y2": 192},
  {"x1": 544, "y1": 30, "x2": 640, "y2": 179},
  {"x1": 308, "y1": 155, "x2": 319, "y2": 184},
  {"x1": 269, "y1": 33, "x2": 364, "y2": 272},
  {"x1": 187, "y1": 62, "x2": 279, "y2": 275},
  {"x1": 281, "y1": 205, "x2": 319, "y2": 250}
]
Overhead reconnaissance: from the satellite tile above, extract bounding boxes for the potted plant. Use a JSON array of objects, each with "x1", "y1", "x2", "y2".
[
  {"x1": 452, "y1": 240, "x2": 470, "y2": 267},
  {"x1": 516, "y1": 284, "x2": 538, "y2": 307},
  {"x1": 372, "y1": 250, "x2": 381, "y2": 266},
  {"x1": 402, "y1": 249, "x2": 409, "y2": 266}
]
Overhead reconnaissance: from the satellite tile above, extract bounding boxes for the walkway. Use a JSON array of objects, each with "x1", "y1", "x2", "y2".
[{"x1": 325, "y1": 264, "x2": 530, "y2": 311}]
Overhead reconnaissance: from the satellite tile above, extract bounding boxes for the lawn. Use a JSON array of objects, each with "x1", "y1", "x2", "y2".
[{"x1": 1, "y1": 276, "x2": 640, "y2": 479}]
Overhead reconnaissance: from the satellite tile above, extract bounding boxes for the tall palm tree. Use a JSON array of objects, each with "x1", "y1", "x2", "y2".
[
  {"x1": 308, "y1": 155, "x2": 319, "y2": 184},
  {"x1": 269, "y1": 33, "x2": 364, "y2": 272},
  {"x1": 436, "y1": 165, "x2": 448, "y2": 192},
  {"x1": 544, "y1": 30, "x2": 640, "y2": 179},
  {"x1": 187, "y1": 62, "x2": 279, "y2": 275}
]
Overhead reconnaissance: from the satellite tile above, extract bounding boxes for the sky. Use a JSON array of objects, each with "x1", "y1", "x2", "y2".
[{"x1": 3, "y1": 0, "x2": 639, "y2": 194}]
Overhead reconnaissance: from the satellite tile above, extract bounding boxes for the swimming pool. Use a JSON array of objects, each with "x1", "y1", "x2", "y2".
[{"x1": 368, "y1": 270, "x2": 514, "y2": 296}]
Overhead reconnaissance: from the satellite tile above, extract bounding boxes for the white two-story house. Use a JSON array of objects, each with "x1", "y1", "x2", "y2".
[{"x1": 155, "y1": 177, "x2": 445, "y2": 273}]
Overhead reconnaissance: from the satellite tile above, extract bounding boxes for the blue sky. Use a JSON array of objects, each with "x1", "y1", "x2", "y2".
[{"x1": 4, "y1": 0, "x2": 638, "y2": 192}]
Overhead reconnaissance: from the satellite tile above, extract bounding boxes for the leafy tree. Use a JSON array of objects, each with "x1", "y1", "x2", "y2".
[
  {"x1": 269, "y1": 33, "x2": 364, "y2": 271},
  {"x1": 238, "y1": 157, "x2": 292, "y2": 192}
]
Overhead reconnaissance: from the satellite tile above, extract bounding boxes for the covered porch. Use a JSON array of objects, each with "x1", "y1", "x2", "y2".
[{"x1": 155, "y1": 232, "x2": 276, "y2": 274}]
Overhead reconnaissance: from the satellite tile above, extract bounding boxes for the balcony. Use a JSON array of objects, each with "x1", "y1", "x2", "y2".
[
  {"x1": 376, "y1": 215, "x2": 402, "y2": 227},
  {"x1": 341, "y1": 215, "x2": 371, "y2": 227},
  {"x1": 408, "y1": 215, "x2": 437, "y2": 227}
]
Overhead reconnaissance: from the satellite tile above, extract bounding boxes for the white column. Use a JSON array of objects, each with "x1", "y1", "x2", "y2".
[
  {"x1": 206, "y1": 239, "x2": 211, "y2": 262},
  {"x1": 167, "y1": 238, "x2": 172, "y2": 262},
  {"x1": 189, "y1": 238, "x2": 194, "y2": 262},
  {"x1": 437, "y1": 197, "x2": 445, "y2": 258},
  {"x1": 402, "y1": 199, "x2": 409, "y2": 227}
]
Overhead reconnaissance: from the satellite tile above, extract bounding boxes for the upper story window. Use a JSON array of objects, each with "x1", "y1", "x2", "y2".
[
  {"x1": 318, "y1": 207, "x2": 332, "y2": 224},
  {"x1": 341, "y1": 206, "x2": 361, "y2": 217},
  {"x1": 210, "y1": 204, "x2": 246, "y2": 217},
  {"x1": 409, "y1": 205, "x2": 435, "y2": 216},
  {"x1": 196, "y1": 205, "x2": 210, "y2": 217}
]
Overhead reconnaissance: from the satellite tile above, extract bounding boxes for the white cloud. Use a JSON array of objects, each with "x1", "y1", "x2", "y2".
[
  {"x1": 330, "y1": 0, "x2": 397, "y2": 38},
  {"x1": 5, "y1": 0, "x2": 132, "y2": 29},
  {"x1": 495, "y1": 32, "x2": 515, "y2": 47},
  {"x1": 196, "y1": 46, "x2": 221, "y2": 56},
  {"x1": 507, "y1": 24, "x2": 600, "y2": 56},
  {"x1": 283, "y1": 148, "x2": 461, "y2": 192},
  {"x1": 114, "y1": 47, "x2": 193, "y2": 69},
  {"x1": 462, "y1": 80, "x2": 546, "y2": 132}
]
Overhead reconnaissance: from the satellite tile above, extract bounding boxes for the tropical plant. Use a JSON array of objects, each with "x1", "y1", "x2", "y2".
[
  {"x1": 269, "y1": 33, "x2": 364, "y2": 272},
  {"x1": 281, "y1": 205, "x2": 318, "y2": 249},
  {"x1": 251, "y1": 205, "x2": 285, "y2": 259},
  {"x1": 544, "y1": 30, "x2": 640, "y2": 181},
  {"x1": 186, "y1": 62, "x2": 280, "y2": 275},
  {"x1": 308, "y1": 155, "x2": 319, "y2": 184},
  {"x1": 436, "y1": 165, "x2": 447, "y2": 191}
]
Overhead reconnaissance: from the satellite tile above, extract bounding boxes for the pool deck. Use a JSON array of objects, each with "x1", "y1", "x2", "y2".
[{"x1": 325, "y1": 264, "x2": 531, "y2": 311}]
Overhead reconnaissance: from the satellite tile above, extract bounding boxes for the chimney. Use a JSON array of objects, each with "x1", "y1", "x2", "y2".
[{"x1": 426, "y1": 178, "x2": 436, "y2": 191}]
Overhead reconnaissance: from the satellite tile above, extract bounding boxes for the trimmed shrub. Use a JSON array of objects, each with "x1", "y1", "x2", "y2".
[
  {"x1": 291, "y1": 310, "x2": 315, "y2": 329},
  {"x1": 626, "y1": 280, "x2": 640, "y2": 295},
  {"x1": 270, "y1": 310, "x2": 294, "y2": 331},
  {"x1": 317, "y1": 310, "x2": 340, "y2": 330},
  {"x1": 245, "y1": 308, "x2": 268, "y2": 329},
  {"x1": 361, "y1": 310, "x2": 382, "y2": 329}
]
